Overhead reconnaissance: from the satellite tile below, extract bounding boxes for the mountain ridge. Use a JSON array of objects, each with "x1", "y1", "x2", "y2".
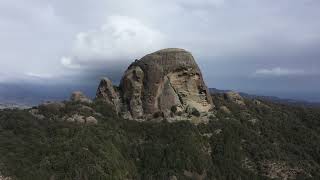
[{"x1": 210, "y1": 88, "x2": 320, "y2": 108}]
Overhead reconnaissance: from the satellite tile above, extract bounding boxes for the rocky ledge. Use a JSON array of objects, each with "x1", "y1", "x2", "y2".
[{"x1": 96, "y1": 48, "x2": 215, "y2": 123}]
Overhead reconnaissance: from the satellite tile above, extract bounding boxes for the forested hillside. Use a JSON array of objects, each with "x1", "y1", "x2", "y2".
[{"x1": 0, "y1": 94, "x2": 320, "y2": 180}]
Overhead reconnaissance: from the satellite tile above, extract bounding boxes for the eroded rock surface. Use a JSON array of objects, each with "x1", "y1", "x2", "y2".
[{"x1": 96, "y1": 48, "x2": 214, "y2": 122}]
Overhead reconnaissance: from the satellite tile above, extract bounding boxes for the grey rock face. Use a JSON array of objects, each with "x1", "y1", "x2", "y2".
[
  {"x1": 96, "y1": 48, "x2": 214, "y2": 122},
  {"x1": 121, "y1": 66, "x2": 145, "y2": 119}
]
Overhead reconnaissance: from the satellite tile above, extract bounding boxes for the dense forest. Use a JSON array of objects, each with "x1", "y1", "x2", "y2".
[{"x1": 0, "y1": 94, "x2": 320, "y2": 180}]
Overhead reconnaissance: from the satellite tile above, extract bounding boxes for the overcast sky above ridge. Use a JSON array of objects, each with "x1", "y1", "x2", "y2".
[{"x1": 1, "y1": 0, "x2": 320, "y2": 101}]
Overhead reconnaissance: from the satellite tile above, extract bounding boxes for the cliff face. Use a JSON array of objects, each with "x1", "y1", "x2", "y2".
[{"x1": 96, "y1": 48, "x2": 214, "y2": 122}]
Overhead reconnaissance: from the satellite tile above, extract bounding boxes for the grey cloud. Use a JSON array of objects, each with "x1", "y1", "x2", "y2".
[{"x1": 254, "y1": 68, "x2": 307, "y2": 76}]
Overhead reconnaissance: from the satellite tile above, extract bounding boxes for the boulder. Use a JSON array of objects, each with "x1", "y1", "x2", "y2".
[
  {"x1": 169, "y1": 176, "x2": 178, "y2": 180},
  {"x1": 39, "y1": 101, "x2": 65, "y2": 113},
  {"x1": 65, "y1": 114, "x2": 85, "y2": 123},
  {"x1": 86, "y1": 116, "x2": 98, "y2": 124},
  {"x1": 70, "y1": 91, "x2": 92, "y2": 104},
  {"x1": 248, "y1": 118, "x2": 259, "y2": 125},
  {"x1": 64, "y1": 114, "x2": 98, "y2": 125},
  {"x1": 224, "y1": 91, "x2": 245, "y2": 106},
  {"x1": 96, "y1": 48, "x2": 214, "y2": 122},
  {"x1": 219, "y1": 106, "x2": 231, "y2": 114},
  {"x1": 29, "y1": 109, "x2": 45, "y2": 120},
  {"x1": 253, "y1": 99, "x2": 262, "y2": 105}
]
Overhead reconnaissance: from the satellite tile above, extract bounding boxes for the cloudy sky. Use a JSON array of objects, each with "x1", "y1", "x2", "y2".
[{"x1": 1, "y1": 0, "x2": 320, "y2": 102}]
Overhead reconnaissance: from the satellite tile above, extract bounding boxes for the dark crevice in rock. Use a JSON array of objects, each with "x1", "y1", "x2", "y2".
[{"x1": 166, "y1": 75, "x2": 184, "y2": 107}]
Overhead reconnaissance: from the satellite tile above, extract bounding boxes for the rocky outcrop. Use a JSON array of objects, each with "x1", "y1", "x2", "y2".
[
  {"x1": 65, "y1": 114, "x2": 85, "y2": 123},
  {"x1": 219, "y1": 106, "x2": 231, "y2": 114},
  {"x1": 0, "y1": 175, "x2": 11, "y2": 180},
  {"x1": 96, "y1": 77, "x2": 121, "y2": 112},
  {"x1": 71, "y1": 91, "x2": 92, "y2": 104},
  {"x1": 64, "y1": 114, "x2": 98, "y2": 125},
  {"x1": 86, "y1": 116, "x2": 98, "y2": 124},
  {"x1": 39, "y1": 101, "x2": 66, "y2": 113},
  {"x1": 224, "y1": 91, "x2": 245, "y2": 106},
  {"x1": 96, "y1": 48, "x2": 214, "y2": 122},
  {"x1": 29, "y1": 109, "x2": 45, "y2": 120}
]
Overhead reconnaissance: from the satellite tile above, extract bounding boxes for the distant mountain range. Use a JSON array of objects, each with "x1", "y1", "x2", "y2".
[
  {"x1": 0, "y1": 82, "x2": 96, "y2": 109},
  {"x1": 210, "y1": 88, "x2": 320, "y2": 108},
  {"x1": 0, "y1": 103, "x2": 30, "y2": 110}
]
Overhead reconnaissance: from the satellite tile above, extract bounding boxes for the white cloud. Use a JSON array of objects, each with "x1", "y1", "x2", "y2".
[
  {"x1": 25, "y1": 72, "x2": 54, "y2": 79},
  {"x1": 0, "y1": 72, "x2": 55, "y2": 83},
  {"x1": 61, "y1": 15, "x2": 166, "y2": 69},
  {"x1": 61, "y1": 56, "x2": 81, "y2": 69},
  {"x1": 254, "y1": 67, "x2": 306, "y2": 76}
]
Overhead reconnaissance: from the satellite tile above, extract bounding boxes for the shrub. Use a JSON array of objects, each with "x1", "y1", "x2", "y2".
[{"x1": 171, "y1": 106, "x2": 178, "y2": 113}]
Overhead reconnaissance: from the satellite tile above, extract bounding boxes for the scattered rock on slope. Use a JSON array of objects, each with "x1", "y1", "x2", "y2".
[
  {"x1": 96, "y1": 48, "x2": 214, "y2": 122},
  {"x1": 64, "y1": 114, "x2": 98, "y2": 125}
]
